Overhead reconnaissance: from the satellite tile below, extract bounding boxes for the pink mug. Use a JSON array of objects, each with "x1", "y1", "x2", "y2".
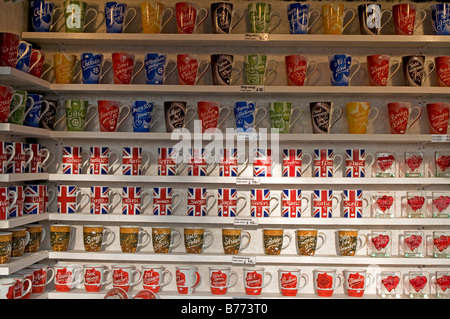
[
  {"x1": 285, "y1": 55, "x2": 318, "y2": 86},
  {"x1": 112, "y1": 52, "x2": 144, "y2": 84},
  {"x1": 197, "y1": 101, "x2": 231, "y2": 133},
  {"x1": 387, "y1": 102, "x2": 422, "y2": 134},
  {"x1": 177, "y1": 54, "x2": 210, "y2": 85},
  {"x1": 392, "y1": 3, "x2": 426, "y2": 35},
  {"x1": 98, "y1": 100, "x2": 131, "y2": 132},
  {"x1": 427, "y1": 103, "x2": 450, "y2": 134},
  {"x1": 367, "y1": 55, "x2": 400, "y2": 86},
  {"x1": 175, "y1": 2, "x2": 208, "y2": 34}
]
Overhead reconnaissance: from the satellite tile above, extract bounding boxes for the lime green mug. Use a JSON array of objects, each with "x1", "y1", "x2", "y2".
[{"x1": 269, "y1": 102, "x2": 303, "y2": 134}]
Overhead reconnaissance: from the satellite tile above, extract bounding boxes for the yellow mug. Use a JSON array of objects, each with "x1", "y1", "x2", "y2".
[
  {"x1": 322, "y1": 4, "x2": 355, "y2": 35},
  {"x1": 141, "y1": 1, "x2": 174, "y2": 34},
  {"x1": 54, "y1": 53, "x2": 79, "y2": 84},
  {"x1": 346, "y1": 102, "x2": 379, "y2": 134}
]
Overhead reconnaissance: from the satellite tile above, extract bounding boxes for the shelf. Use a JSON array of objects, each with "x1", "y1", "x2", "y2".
[
  {"x1": 0, "y1": 213, "x2": 49, "y2": 229},
  {"x1": 0, "y1": 67, "x2": 51, "y2": 92},
  {"x1": 0, "y1": 123, "x2": 51, "y2": 138},
  {"x1": 0, "y1": 251, "x2": 49, "y2": 275},
  {"x1": 47, "y1": 174, "x2": 450, "y2": 186},
  {"x1": 21, "y1": 33, "x2": 450, "y2": 48},
  {"x1": 0, "y1": 173, "x2": 49, "y2": 182},
  {"x1": 47, "y1": 250, "x2": 449, "y2": 266},
  {"x1": 48, "y1": 213, "x2": 450, "y2": 227}
]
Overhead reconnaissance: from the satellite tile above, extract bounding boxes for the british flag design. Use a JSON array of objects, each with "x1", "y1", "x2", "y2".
[
  {"x1": 251, "y1": 189, "x2": 271, "y2": 217},
  {"x1": 219, "y1": 149, "x2": 238, "y2": 177},
  {"x1": 90, "y1": 186, "x2": 110, "y2": 214},
  {"x1": 62, "y1": 146, "x2": 83, "y2": 175},
  {"x1": 89, "y1": 147, "x2": 110, "y2": 175},
  {"x1": 122, "y1": 186, "x2": 142, "y2": 215},
  {"x1": 0, "y1": 142, "x2": 13, "y2": 174},
  {"x1": 122, "y1": 147, "x2": 142, "y2": 176},
  {"x1": 26, "y1": 143, "x2": 41, "y2": 174},
  {"x1": 24, "y1": 185, "x2": 45, "y2": 215},
  {"x1": 8, "y1": 142, "x2": 31, "y2": 174},
  {"x1": 0, "y1": 187, "x2": 8, "y2": 220},
  {"x1": 313, "y1": 149, "x2": 334, "y2": 177},
  {"x1": 57, "y1": 185, "x2": 78, "y2": 214},
  {"x1": 188, "y1": 148, "x2": 207, "y2": 176},
  {"x1": 312, "y1": 189, "x2": 333, "y2": 218},
  {"x1": 187, "y1": 188, "x2": 207, "y2": 216},
  {"x1": 153, "y1": 187, "x2": 173, "y2": 215},
  {"x1": 283, "y1": 149, "x2": 303, "y2": 177},
  {"x1": 218, "y1": 188, "x2": 238, "y2": 217},
  {"x1": 158, "y1": 148, "x2": 177, "y2": 176},
  {"x1": 345, "y1": 149, "x2": 366, "y2": 178},
  {"x1": 343, "y1": 189, "x2": 363, "y2": 218},
  {"x1": 8, "y1": 186, "x2": 23, "y2": 218},
  {"x1": 282, "y1": 189, "x2": 303, "y2": 218},
  {"x1": 253, "y1": 149, "x2": 273, "y2": 177}
]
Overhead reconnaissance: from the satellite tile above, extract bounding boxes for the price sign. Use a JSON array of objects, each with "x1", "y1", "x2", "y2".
[
  {"x1": 431, "y1": 135, "x2": 450, "y2": 143},
  {"x1": 244, "y1": 33, "x2": 269, "y2": 41},
  {"x1": 231, "y1": 256, "x2": 256, "y2": 265},
  {"x1": 236, "y1": 177, "x2": 260, "y2": 185},
  {"x1": 240, "y1": 85, "x2": 265, "y2": 93},
  {"x1": 234, "y1": 217, "x2": 258, "y2": 226}
]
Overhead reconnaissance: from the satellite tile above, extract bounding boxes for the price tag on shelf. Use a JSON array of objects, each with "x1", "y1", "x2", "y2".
[
  {"x1": 236, "y1": 177, "x2": 260, "y2": 185},
  {"x1": 240, "y1": 85, "x2": 265, "y2": 93},
  {"x1": 234, "y1": 217, "x2": 258, "y2": 226},
  {"x1": 237, "y1": 132, "x2": 260, "y2": 141},
  {"x1": 431, "y1": 135, "x2": 450, "y2": 142},
  {"x1": 244, "y1": 33, "x2": 269, "y2": 41},
  {"x1": 231, "y1": 256, "x2": 256, "y2": 265}
]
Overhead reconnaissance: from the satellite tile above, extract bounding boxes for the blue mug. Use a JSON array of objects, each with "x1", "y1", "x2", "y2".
[
  {"x1": 24, "y1": 94, "x2": 50, "y2": 128},
  {"x1": 105, "y1": 2, "x2": 137, "y2": 33},
  {"x1": 431, "y1": 4, "x2": 450, "y2": 35},
  {"x1": 287, "y1": 3, "x2": 320, "y2": 34},
  {"x1": 144, "y1": 53, "x2": 177, "y2": 85},
  {"x1": 30, "y1": 0, "x2": 63, "y2": 32},
  {"x1": 234, "y1": 101, "x2": 267, "y2": 132},
  {"x1": 132, "y1": 101, "x2": 163, "y2": 132},
  {"x1": 15, "y1": 41, "x2": 33, "y2": 73},
  {"x1": 80, "y1": 53, "x2": 111, "y2": 84},
  {"x1": 328, "y1": 54, "x2": 360, "y2": 86}
]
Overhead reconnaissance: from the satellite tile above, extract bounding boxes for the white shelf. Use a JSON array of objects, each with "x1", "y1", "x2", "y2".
[
  {"x1": 0, "y1": 213, "x2": 49, "y2": 229},
  {"x1": 47, "y1": 250, "x2": 449, "y2": 266},
  {"x1": 0, "y1": 67, "x2": 51, "y2": 92},
  {"x1": 0, "y1": 173, "x2": 49, "y2": 182},
  {"x1": 0, "y1": 251, "x2": 49, "y2": 275},
  {"x1": 48, "y1": 213, "x2": 450, "y2": 227},
  {"x1": 47, "y1": 174, "x2": 449, "y2": 186},
  {"x1": 21, "y1": 33, "x2": 450, "y2": 48},
  {"x1": 0, "y1": 123, "x2": 51, "y2": 138}
]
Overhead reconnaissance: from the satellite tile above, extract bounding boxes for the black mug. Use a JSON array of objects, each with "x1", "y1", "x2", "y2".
[
  {"x1": 164, "y1": 101, "x2": 197, "y2": 133},
  {"x1": 310, "y1": 102, "x2": 343, "y2": 134},
  {"x1": 39, "y1": 99, "x2": 58, "y2": 130},
  {"x1": 211, "y1": 2, "x2": 244, "y2": 34},
  {"x1": 402, "y1": 55, "x2": 436, "y2": 87},
  {"x1": 211, "y1": 54, "x2": 243, "y2": 85},
  {"x1": 358, "y1": 3, "x2": 392, "y2": 35}
]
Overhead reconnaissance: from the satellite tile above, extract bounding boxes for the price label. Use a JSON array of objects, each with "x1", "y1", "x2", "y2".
[
  {"x1": 240, "y1": 85, "x2": 265, "y2": 93},
  {"x1": 237, "y1": 132, "x2": 260, "y2": 141},
  {"x1": 234, "y1": 217, "x2": 258, "y2": 226},
  {"x1": 244, "y1": 33, "x2": 269, "y2": 41},
  {"x1": 232, "y1": 256, "x2": 256, "y2": 265},
  {"x1": 431, "y1": 135, "x2": 450, "y2": 143},
  {"x1": 236, "y1": 177, "x2": 260, "y2": 185}
]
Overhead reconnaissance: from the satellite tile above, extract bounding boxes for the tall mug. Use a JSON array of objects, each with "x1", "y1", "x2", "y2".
[
  {"x1": 54, "y1": 53, "x2": 79, "y2": 84},
  {"x1": 346, "y1": 102, "x2": 379, "y2": 134},
  {"x1": 141, "y1": 1, "x2": 173, "y2": 33},
  {"x1": 322, "y1": 3, "x2": 355, "y2": 35}
]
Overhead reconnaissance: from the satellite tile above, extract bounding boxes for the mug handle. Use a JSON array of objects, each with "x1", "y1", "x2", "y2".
[
  {"x1": 47, "y1": 189, "x2": 57, "y2": 208},
  {"x1": 316, "y1": 232, "x2": 327, "y2": 251},
  {"x1": 301, "y1": 196, "x2": 310, "y2": 214},
  {"x1": 237, "y1": 154, "x2": 249, "y2": 176},
  {"x1": 289, "y1": 106, "x2": 303, "y2": 131},
  {"x1": 366, "y1": 153, "x2": 375, "y2": 172},
  {"x1": 29, "y1": 51, "x2": 43, "y2": 73},
  {"x1": 342, "y1": 9, "x2": 356, "y2": 32},
  {"x1": 254, "y1": 106, "x2": 268, "y2": 128},
  {"x1": 141, "y1": 190, "x2": 152, "y2": 212},
  {"x1": 281, "y1": 233, "x2": 292, "y2": 250},
  {"x1": 335, "y1": 274, "x2": 345, "y2": 289},
  {"x1": 334, "y1": 154, "x2": 344, "y2": 173},
  {"x1": 161, "y1": 270, "x2": 173, "y2": 287},
  {"x1": 305, "y1": 61, "x2": 318, "y2": 84},
  {"x1": 423, "y1": 60, "x2": 436, "y2": 82},
  {"x1": 77, "y1": 189, "x2": 90, "y2": 212},
  {"x1": 380, "y1": 10, "x2": 393, "y2": 31},
  {"x1": 7, "y1": 190, "x2": 18, "y2": 210},
  {"x1": 163, "y1": 60, "x2": 177, "y2": 82},
  {"x1": 329, "y1": 106, "x2": 344, "y2": 131},
  {"x1": 108, "y1": 150, "x2": 120, "y2": 174},
  {"x1": 131, "y1": 269, "x2": 143, "y2": 287},
  {"x1": 240, "y1": 231, "x2": 251, "y2": 251},
  {"x1": 82, "y1": 8, "x2": 98, "y2": 31},
  {"x1": 230, "y1": 61, "x2": 244, "y2": 85},
  {"x1": 230, "y1": 9, "x2": 244, "y2": 32},
  {"x1": 217, "y1": 106, "x2": 232, "y2": 128},
  {"x1": 18, "y1": 279, "x2": 33, "y2": 299},
  {"x1": 299, "y1": 274, "x2": 310, "y2": 290},
  {"x1": 262, "y1": 272, "x2": 273, "y2": 288},
  {"x1": 16, "y1": 41, "x2": 30, "y2": 62},
  {"x1": 267, "y1": 10, "x2": 281, "y2": 33},
  {"x1": 414, "y1": 10, "x2": 427, "y2": 31},
  {"x1": 103, "y1": 269, "x2": 113, "y2": 286},
  {"x1": 38, "y1": 100, "x2": 50, "y2": 121},
  {"x1": 236, "y1": 195, "x2": 247, "y2": 215},
  {"x1": 203, "y1": 230, "x2": 214, "y2": 250},
  {"x1": 100, "y1": 59, "x2": 112, "y2": 83},
  {"x1": 161, "y1": 8, "x2": 174, "y2": 32},
  {"x1": 40, "y1": 59, "x2": 54, "y2": 79},
  {"x1": 332, "y1": 194, "x2": 341, "y2": 211},
  {"x1": 195, "y1": 8, "x2": 209, "y2": 30},
  {"x1": 138, "y1": 229, "x2": 151, "y2": 249},
  {"x1": 131, "y1": 60, "x2": 145, "y2": 83},
  {"x1": 407, "y1": 106, "x2": 423, "y2": 130},
  {"x1": 172, "y1": 192, "x2": 182, "y2": 213},
  {"x1": 302, "y1": 153, "x2": 313, "y2": 174},
  {"x1": 387, "y1": 60, "x2": 401, "y2": 84},
  {"x1": 84, "y1": 105, "x2": 98, "y2": 129},
  {"x1": 205, "y1": 193, "x2": 217, "y2": 215},
  {"x1": 227, "y1": 271, "x2": 239, "y2": 289},
  {"x1": 109, "y1": 189, "x2": 122, "y2": 213},
  {"x1": 117, "y1": 105, "x2": 131, "y2": 130},
  {"x1": 170, "y1": 230, "x2": 182, "y2": 249},
  {"x1": 269, "y1": 194, "x2": 280, "y2": 215},
  {"x1": 307, "y1": 9, "x2": 321, "y2": 32},
  {"x1": 150, "y1": 107, "x2": 164, "y2": 129},
  {"x1": 367, "y1": 107, "x2": 379, "y2": 129},
  {"x1": 5, "y1": 144, "x2": 15, "y2": 166},
  {"x1": 7, "y1": 94, "x2": 24, "y2": 119},
  {"x1": 348, "y1": 60, "x2": 361, "y2": 84},
  {"x1": 264, "y1": 60, "x2": 278, "y2": 83},
  {"x1": 51, "y1": 8, "x2": 64, "y2": 30},
  {"x1": 123, "y1": 8, "x2": 137, "y2": 32},
  {"x1": 45, "y1": 268, "x2": 56, "y2": 286},
  {"x1": 195, "y1": 60, "x2": 210, "y2": 84},
  {"x1": 183, "y1": 106, "x2": 197, "y2": 128},
  {"x1": 24, "y1": 147, "x2": 34, "y2": 170},
  {"x1": 357, "y1": 233, "x2": 368, "y2": 251},
  {"x1": 141, "y1": 152, "x2": 152, "y2": 174},
  {"x1": 102, "y1": 227, "x2": 116, "y2": 247}
]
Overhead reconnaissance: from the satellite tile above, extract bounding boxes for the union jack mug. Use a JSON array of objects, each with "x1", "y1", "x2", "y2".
[
  {"x1": 7, "y1": 142, "x2": 34, "y2": 174},
  {"x1": 152, "y1": 187, "x2": 182, "y2": 215},
  {"x1": 122, "y1": 147, "x2": 151, "y2": 176},
  {"x1": 61, "y1": 146, "x2": 88, "y2": 174},
  {"x1": 341, "y1": 189, "x2": 370, "y2": 218},
  {"x1": 282, "y1": 149, "x2": 312, "y2": 177},
  {"x1": 312, "y1": 189, "x2": 340, "y2": 218},
  {"x1": 88, "y1": 146, "x2": 120, "y2": 175},
  {"x1": 217, "y1": 188, "x2": 246, "y2": 217},
  {"x1": 90, "y1": 186, "x2": 121, "y2": 214},
  {"x1": 253, "y1": 148, "x2": 276, "y2": 177},
  {"x1": 0, "y1": 187, "x2": 17, "y2": 220},
  {"x1": 344, "y1": 149, "x2": 374, "y2": 178},
  {"x1": 281, "y1": 189, "x2": 310, "y2": 218},
  {"x1": 219, "y1": 148, "x2": 248, "y2": 177},
  {"x1": 0, "y1": 142, "x2": 15, "y2": 174},
  {"x1": 187, "y1": 187, "x2": 216, "y2": 217},
  {"x1": 8, "y1": 185, "x2": 24, "y2": 218},
  {"x1": 188, "y1": 148, "x2": 217, "y2": 176},
  {"x1": 313, "y1": 149, "x2": 343, "y2": 177},
  {"x1": 57, "y1": 185, "x2": 89, "y2": 214},
  {"x1": 157, "y1": 147, "x2": 186, "y2": 176},
  {"x1": 250, "y1": 189, "x2": 280, "y2": 217},
  {"x1": 122, "y1": 186, "x2": 152, "y2": 215},
  {"x1": 24, "y1": 184, "x2": 55, "y2": 215}
]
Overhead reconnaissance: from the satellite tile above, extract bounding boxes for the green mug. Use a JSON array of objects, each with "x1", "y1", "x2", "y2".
[
  {"x1": 248, "y1": 2, "x2": 281, "y2": 33},
  {"x1": 244, "y1": 54, "x2": 278, "y2": 85},
  {"x1": 8, "y1": 90, "x2": 28, "y2": 125},
  {"x1": 55, "y1": 99, "x2": 98, "y2": 131},
  {"x1": 269, "y1": 102, "x2": 303, "y2": 134},
  {"x1": 64, "y1": 1, "x2": 98, "y2": 33}
]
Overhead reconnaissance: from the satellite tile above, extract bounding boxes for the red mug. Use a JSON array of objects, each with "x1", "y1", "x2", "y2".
[
  {"x1": 387, "y1": 102, "x2": 422, "y2": 134},
  {"x1": 197, "y1": 101, "x2": 231, "y2": 133},
  {"x1": 427, "y1": 103, "x2": 450, "y2": 134},
  {"x1": 177, "y1": 54, "x2": 210, "y2": 85},
  {"x1": 142, "y1": 266, "x2": 172, "y2": 293},
  {"x1": 53, "y1": 264, "x2": 83, "y2": 292},
  {"x1": 285, "y1": 55, "x2": 318, "y2": 86},
  {"x1": 435, "y1": 56, "x2": 450, "y2": 87},
  {"x1": 393, "y1": 4, "x2": 426, "y2": 35},
  {"x1": 98, "y1": 100, "x2": 131, "y2": 132},
  {"x1": 209, "y1": 267, "x2": 238, "y2": 295},
  {"x1": 29, "y1": 49, "x2": 52, "y2": 79},
  {"x1": 26, "y1": 264, "x2": 55, "y2": 294},
  {"x1": 0, "y1": 32, "x2": 20, "y2": 67},
  {"x1": 112, "y1": 52, "x2": 144, "y2": 84},
  {"x1": 0, "y1": 85, "x2": 21, "y2": 123},
  {"x1": 83, "y1": 264, "x2": 112, "y2": 293},
  {"x1": 175, "y1": 2, "x2": 208, "y2": 34},
  {"x1": 367, "y1": 55, "x2": 400, "y2": 86}
]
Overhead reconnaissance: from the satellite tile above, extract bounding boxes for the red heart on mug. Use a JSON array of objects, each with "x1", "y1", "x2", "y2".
[
  {"x1": 389, "y1": 106, "x2": 409, "y2": 134},
  {"x1": 405, "y1": 235, "x2": 422, "y2": 251},
  {"x1": 429, "y1": 108, "x2": 450, "y2": 133},
  {"x1": 433, "y1": 196, "x2": 450, "y2": 213},
  {"x1": 410, "y1": 276, "x2": 427, "y2": 292},
  {"x1": 434, "y1": 235, "x2": 450, "y2": 252},
  {"x1": 376, "y1": 195, "x2": 394, "y2": 212},
  {"x1": 382, "y1": 276, "x2": 400, "y2": 292},
  {"x1": 377, "y1": 155, "x2": 395, "y2": 171},
  {"x1": 406, "y1": 155, "x2": 423, "y2": 172},
  {"x1": 437, "y1": 156, "x2": 450, "y2": 172},
  {"x1": 437, "y1": 275, "x2": 450, "y2": 292},
  {"x1": 407, "y1": 196, "x2": 425, "y2": 212},
  {"x1": 372, "y1": 234, "x2": 390, "y2": 251}
]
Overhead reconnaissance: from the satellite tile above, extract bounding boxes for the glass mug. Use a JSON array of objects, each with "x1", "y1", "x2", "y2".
[
  {"x1": 400, "y1": 230, "x2": 425, "y2": 258},
  {"x1": 367, "y1": 230, "x2": 392, "y2": 257}
]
